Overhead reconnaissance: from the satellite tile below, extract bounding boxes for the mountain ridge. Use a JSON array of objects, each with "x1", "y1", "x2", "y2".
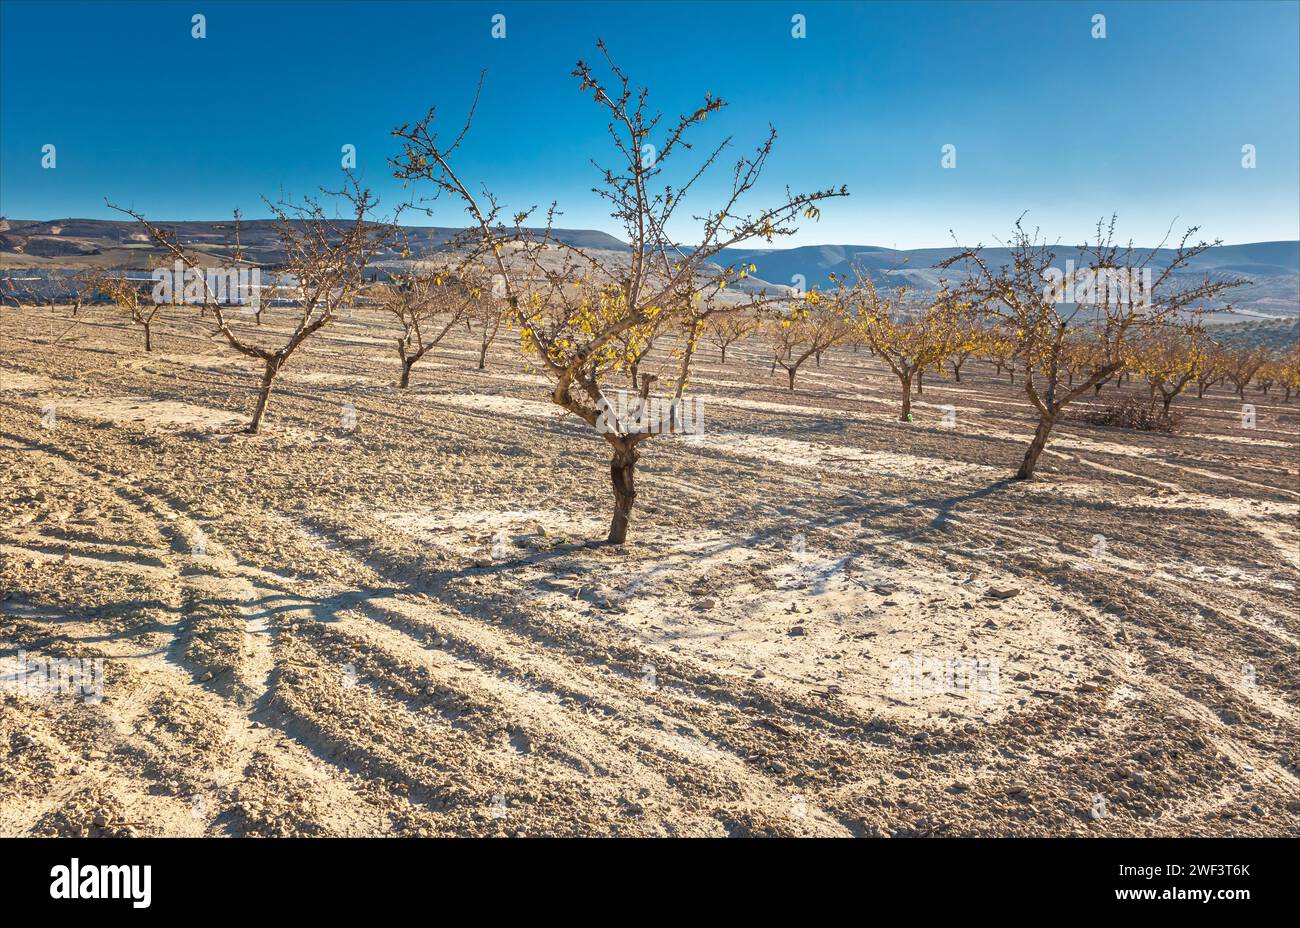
[{"x1": 3, "y1": 218, "x2": 1296, "y2": 319}]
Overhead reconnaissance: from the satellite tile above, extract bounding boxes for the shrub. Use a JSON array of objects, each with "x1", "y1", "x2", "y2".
[{"x1": 1071, "y1": 394, "x2": 1180, "y2": 432}]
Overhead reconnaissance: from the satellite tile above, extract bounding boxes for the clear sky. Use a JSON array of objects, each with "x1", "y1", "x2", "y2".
[{"x1": 2, "y1": 0, "x2": 1297, "y2": 248}]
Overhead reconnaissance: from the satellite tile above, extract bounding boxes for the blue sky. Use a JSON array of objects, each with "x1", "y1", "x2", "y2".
[{"x1": 2, "y1": 0, "x2": 1297, "y2": 247}]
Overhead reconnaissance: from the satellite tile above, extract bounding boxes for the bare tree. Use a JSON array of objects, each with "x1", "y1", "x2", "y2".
[
  {"x1": 110, "y1": 178, "x2": 385, "y2": 433},
  {"x1": 90, "y1": 270, "x2": 161, "y2": 351},
  {"x1": 467, "y1": 285, "x2": 507, "y2": 370},
  {"x1": 707, "y1": 310, "x2": 755, "y2": 365},
  {"x1": 0, "y1": 219, "x2": 35, "y2": 310},
  {"x1": 211, "y1": 215, "x2": 263, "y2": 323},
  {"x1": 392, "y1": 44, "x2": 847, "y2": 543},
  {"x1": 0, "y1": 277, "x2": 27, "y2": 311},
  {"x1": 46, "y1": 268, "x2": 91, "y2": 317},
  {"x1": 942, "y1": 217, "x2": 1243, "y2": 479},
  {"x1": 376, "y1": 274, "x2": 458, "y2": 388},
  {"x1": 375, "y1": 248, "x2": 487, "y2": 387}
]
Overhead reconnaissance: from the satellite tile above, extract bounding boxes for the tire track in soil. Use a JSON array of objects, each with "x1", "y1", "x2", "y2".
[
  {"x1": 1, "y1": 435, "x2": 397, "y2": 835},
  {"x1": 272, "y1": 510, "x2": 856, "y2": 835}
]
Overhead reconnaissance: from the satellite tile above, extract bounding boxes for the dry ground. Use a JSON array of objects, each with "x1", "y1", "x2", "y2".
[{"x1": 1, "y1": 303, "x2": 1297, "y2": 837}]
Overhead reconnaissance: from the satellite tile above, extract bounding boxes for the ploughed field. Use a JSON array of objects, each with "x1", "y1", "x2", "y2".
[{"x1": 1, "y1": 303, "x2": 1297, "y2": 837}]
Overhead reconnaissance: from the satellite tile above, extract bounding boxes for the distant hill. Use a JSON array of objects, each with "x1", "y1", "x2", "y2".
[
  {"x1": 716, "y1": 241, "x2": 1300, "y2": 321},
  {"x1": 2, "y1": 218, "x2": 1296, "y2": 320},
  {"x1": 0, "y1": 218, "x2": 628, "y2": 270},
  {"x1": 1202, "y1": 317, "x2": 1299, "y2": 351}
]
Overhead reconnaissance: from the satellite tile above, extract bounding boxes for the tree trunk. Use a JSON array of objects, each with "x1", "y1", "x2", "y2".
[
  {"x1": 143, "y1": 322, "x2": 152, "y2": 352},
  {"x1": 952, "y1": 362, "x2": 962, "y2": 383},
  {"x1": 915, "y1": 370, "x2": 923, "y2": 394},
  {"x1": 899, "y1": 377, "x2": 912, "y2": 421},
  {"x1": 1016, "y1": 414, "x2": 1055, "y2": 479},
  {"x1": 247, "y1": 358, "x2": 280, "y2": 434},
  {"x1": 1162, "y1": 394, "x2": 1173, "y2": 414},
  {"x1": 720, "y1": 345, "x2": 727, "y2": 365},
  {"x1": 786, "y1": 367, "x2": 796, "y2": 391},
  {"x1": 477, "y1": 333, "x2": 490, "y2": 369},
  {"x1": 607, "y1": 447, "x2": 638, "y2": 545},
  {"x1": 399, "y1": 359, "x2": 414, "y2": 388}
]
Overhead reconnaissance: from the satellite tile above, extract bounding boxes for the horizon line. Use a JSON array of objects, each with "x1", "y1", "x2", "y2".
[{"x1": 4, "y1": 217, "x2": 1298, "y2": 253}]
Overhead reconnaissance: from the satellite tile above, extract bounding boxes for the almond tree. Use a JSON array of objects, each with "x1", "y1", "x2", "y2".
[
  {"x1": 941, "y1": 218, "x2": 1243, "y2": 479},
  {"x1": 1225, "y1": 346, "x2": 1267, "y2": 400},
  {"x1": 48, "y1": 269, "x2": 91, "y2": 317},
  {"x1": 377, "y1": 265, "x2": 482, "y2": 388},
  {"x1": 382, "y1": 275, "x2": 461, "y2": 388},
  {"x1": 391, "y1": 45, "x2": 846, "y2": 543},
  {"x1": 1194, "y1": 341, "x2": 1228, "y2": 398},
  {"x1": 981, "y1": 329, "x2": 1021, "y2": 383},
  {"x1": 379, "y1": 230, "x2": 498, "y2": 384},
  {"x1": 0, "y1": 220, "x2": 33, "y2": 310},
  {"x1": 468, "y1": 286, "x2": 507, "y2": 370},
  {"x1": 707, "y1": 311, "x2": 755, "y2": 365},
  {"x1": 841, "y1": 278, "x2": 970, "y2": 421},
  {"x1": 1277, "y1": 344, "x2": 1300, "y2": 402},
  {"x1": 91, "y1": 270, "x2": 162, "y2": 351},
  {"x1": 1061, "y1": 330, "x2": 1102, "y2": 389},
  {"x1": 947, "y1": 321, "x2": 983, "y2": 382},
  {"x1": 1132, "y1": 321, "x2": 1207, "y2": 413},
  {"x1": 1255, "y1": 355, "x2": 1278, "y2": 396},
  {"x1": 769, "y1": 294, "x2": 845, "y2": 391},
  {"x1": 211, "y1": 215, "x2": 262, "y2": 323},
  {"x1": 0, "y1": 277, "x2": 27, "y2": 310},
  {"x1": 110, "y1": 179, "x2": 384, "y2": 433},
  {"x1": 667, "y1": 280, "x2": 762, "y2": 397},
  {"x1": 614, "y1": 317, "x2": 659, "y2": 390}
]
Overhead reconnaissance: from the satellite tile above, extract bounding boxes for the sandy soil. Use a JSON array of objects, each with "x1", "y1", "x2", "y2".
[{"x1": 1, "y1": 304, "x2": 1297, "y2": 837}]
